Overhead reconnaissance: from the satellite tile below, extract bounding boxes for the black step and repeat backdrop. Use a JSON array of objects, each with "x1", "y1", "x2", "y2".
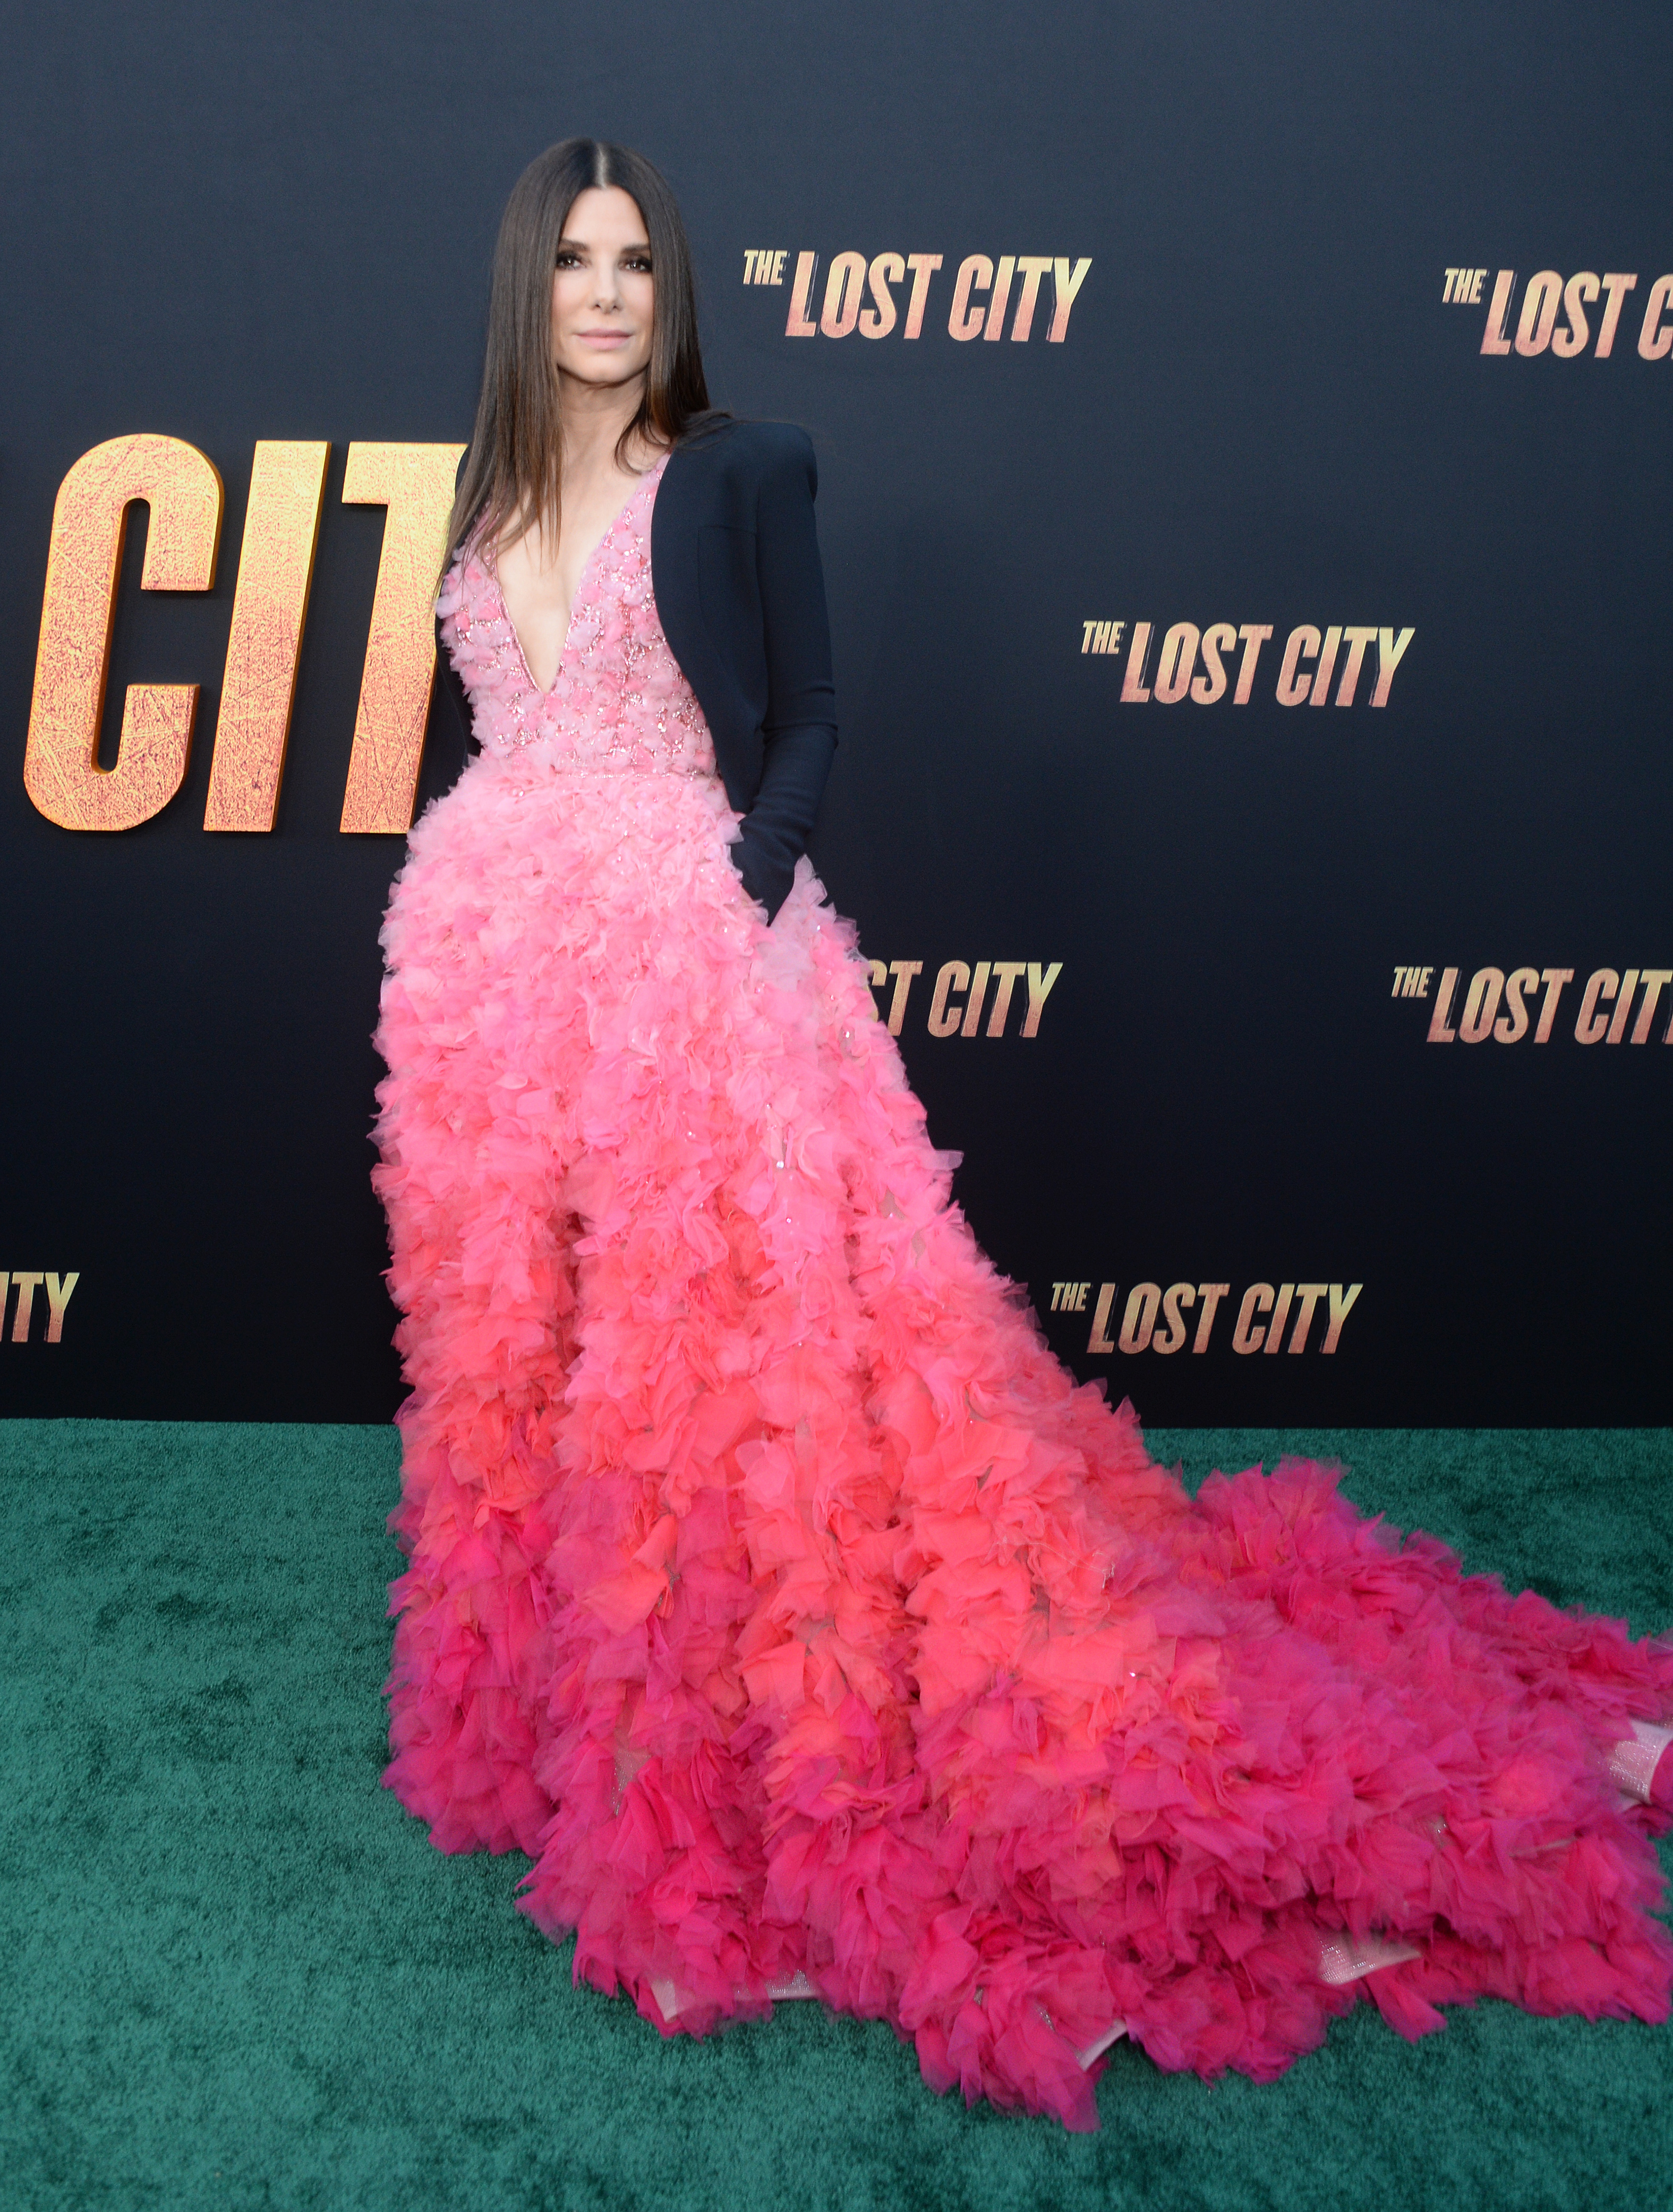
[{"x1": 2, "y1": 1, "x2": 1668, "y2": 1425}]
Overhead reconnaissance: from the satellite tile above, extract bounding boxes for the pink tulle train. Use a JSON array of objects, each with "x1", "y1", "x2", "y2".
[
  {"x1": 372, "y1": 473, "x2": 1672, "y2": 2131},
  {"x1": 373, "y1": 748, "x2": 1673, "y2": 2131}
]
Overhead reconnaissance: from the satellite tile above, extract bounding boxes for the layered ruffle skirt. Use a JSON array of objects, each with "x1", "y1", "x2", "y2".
[{"x1": 372, "y1": 748, "x2": 1673, "y2": 2130}]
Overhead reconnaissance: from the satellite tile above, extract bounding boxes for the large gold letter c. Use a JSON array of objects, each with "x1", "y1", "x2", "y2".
[{"x1": 24, "y1": 433, "x2": 223, "y2": 831}]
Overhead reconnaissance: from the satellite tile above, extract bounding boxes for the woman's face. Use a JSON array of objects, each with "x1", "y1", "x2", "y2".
[{"x1": 550, "y1": 186, "x2": 655, "y2": 391}]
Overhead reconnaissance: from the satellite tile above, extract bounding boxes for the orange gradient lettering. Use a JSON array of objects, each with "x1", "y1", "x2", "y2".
[
  {"x1": 1120, "y1": 622, "x2": 1154, "y2": 701},
  {"x1": 1047, "y1": 258, "x2": 1092, "y2": 341},
  {"x1": 987, "y1": 962, "x2": 1026, "y2": 1035},
  {"x1": 960, "y1": 960, "x2": 993, "y2": 1037},
  {"x1": 44, "y1": 1271, "x2": 79, "y2": 1343},
  {"x1": 1118, "y1": 1283, "x2": 1162, "y2": 1354},
  {"x1": 1233, "y1": 625, "x2": 1271, "y2": 703},
  {"x1": 25, "y1": 434, "x2": 223, "y2": 832},
  {"x1": 1232, "y1": 1284, "x2": 1274, "y2": 1354},
  {"x1": 1262, "y1": 1283, "x2": 1295, "y2": 1355},
  {"x1": 1192, "y1": 624, "x2": 1235, "y2": 704},
  {"x1": 902, "y1": 254, "x2": 942, "y2": 339},
  {"x1": 338, "y1": 441, "x2": 466, "y2": 835},
  {"x1": 1289, "y1": 1284, "x2": 1328, "y2": 1353},
  {"x1": 1153, "y1": 1282, "x2": 1196, "y2": 1354},
  {"x1": 1193, "y1": 1284, "x2": 1230, "y2": 1352},
  {"x1": 1427, "y1": 968, "x2": 1459, "y2": 1041},
  {"x1": 1596, "y1": 273, "x2": 1638, "y2": 356},
  {"x1": 820, "y1": 252, "x2": 866, "y2": 339},
  {"x1": 1638, "y1": 276, "x2": 1673, "y2": 360},
  {"x1": 1514, "y1": 270, "x2": 1562, "y2": 355},
  {"x1": 1308, "y1": 626, "x2": 1343, "y2": 705},
  {"x1": 859, "y1": 253, "x2": 904, "y2": 339},
  {"x1": 204, "y1": 440, "x2": 329, "y2": 832},
  {"x1": 1335, "y1": 627, "x2": 1377, "y2": 704},
  {"x1": 885, "y1": 961, "x2": 921, "y2": 1034},
  {"x1": 1022, "y1": 962, "x2": 1062, "y2": 1037},
  {"x1": 1605, "y1": 969, "x2": 1640, "y2": 1044},
  {"x1": 1553, "y1": 271, "x2": 1599, "y2": 356},
  {"x1": 1458, "y1": 967, "x2": 1504, "y2": 1044},
  {"x1": 1370, "y1": 628, "x2": 1415, "y2": 707},
  {"x1": 1574, "y1": 968, "x2": 1617, "y2": 1044},
  {"x1": 1633, "y1": 970, "x2": 1672, "y2": 1043},
  {"x1": 785, "y1": 253, "x2": 819, "y2": 337},
  {"x1": 949, "y1": 255, "x2": 992, "y2": 341},
  {"x1": 1535, "y1": 968, "x2": 1573, "y2": 1042},
  {"x1": 1320, "y1": 1282, "x2": 1362, "y2": 1355},
  {"x1": 927, "y1": 961, "x2": 969, "y2": 1036},
  {"x1": 1480, "y1": 269, "x2": 1516, "y2": 354},
  {"x1": 1276, "y1": 626, "x2": 1320, "y2": 707},
  {"x1": 1153, "y1": 623, "x2": 1199, "y2": 704},
  {"x1": 983, "y1": 255, "x2": 1017, "y2": 340},
  {"x1": 1011, "y1": 257, "x2": 1052, "y2": 340},
  {"x1": 1495, "y1": 967, "x2": 1540, "y2": 1043}
]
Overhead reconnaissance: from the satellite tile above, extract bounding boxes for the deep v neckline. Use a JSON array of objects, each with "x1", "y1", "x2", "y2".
[{"x1": 487, "y1": 459, "x2": 665, "y2": 700}]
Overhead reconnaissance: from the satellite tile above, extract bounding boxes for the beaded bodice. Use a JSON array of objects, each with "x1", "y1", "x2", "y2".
[{"x1": 436, "y1": 454, "x2": 718, "y2": 780}]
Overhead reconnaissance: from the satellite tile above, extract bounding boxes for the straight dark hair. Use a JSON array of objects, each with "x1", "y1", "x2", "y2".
[{"x1": 443, "y1": 138, "x2": 718, "y2": 571}]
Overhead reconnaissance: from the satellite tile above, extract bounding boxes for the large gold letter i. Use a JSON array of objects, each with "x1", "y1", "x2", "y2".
[{"x1": 203, "y1": 440, "x2": 330, "y2": 832}]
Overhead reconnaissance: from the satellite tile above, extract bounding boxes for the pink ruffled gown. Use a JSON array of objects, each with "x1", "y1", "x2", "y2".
[{"x1": 372, "y1": 454, "x2": 1673, "y2": 2131}]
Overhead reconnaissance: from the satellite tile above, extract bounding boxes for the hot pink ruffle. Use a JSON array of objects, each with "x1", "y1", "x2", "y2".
[
  {"x1": 375, "y1": 487, "x2": 1672, "y2": 2129},
  {"x1": 372, "y1": 743, "x2": 1673, "y2": 2131}
]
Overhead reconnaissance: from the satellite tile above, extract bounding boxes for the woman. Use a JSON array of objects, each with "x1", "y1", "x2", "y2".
[{"x1": 372, "y1": 139, "x2": 1673, "y2": 2131}]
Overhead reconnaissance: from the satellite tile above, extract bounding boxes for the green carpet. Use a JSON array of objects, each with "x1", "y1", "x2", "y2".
[{"x1": 2, "y1": 1422, "x2": 1669, "y2": 2212}]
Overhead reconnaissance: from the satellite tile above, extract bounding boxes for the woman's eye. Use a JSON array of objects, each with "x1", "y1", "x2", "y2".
[{"x1": 554, "y1": 251, "x2": 581, "y2": 269}]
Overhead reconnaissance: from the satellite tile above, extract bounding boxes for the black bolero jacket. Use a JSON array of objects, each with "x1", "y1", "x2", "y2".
[{"x1": 431, "y1": 416, "x2": 838, "y2": 923}]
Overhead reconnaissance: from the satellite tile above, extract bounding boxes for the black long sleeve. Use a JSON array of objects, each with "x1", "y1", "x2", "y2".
[{"x1": 730, "y1": 431, "x2": 838, "y2": 921}]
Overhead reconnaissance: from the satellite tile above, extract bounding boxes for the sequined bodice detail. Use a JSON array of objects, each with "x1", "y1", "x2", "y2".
[{"x1": 436, "y1": 454, "x2": 718, "y2": 779}]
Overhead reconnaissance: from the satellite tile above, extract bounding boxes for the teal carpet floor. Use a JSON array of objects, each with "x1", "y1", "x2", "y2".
[{"x1": 2, "y1": 1421, "x2": 1669, "y2": 2211}]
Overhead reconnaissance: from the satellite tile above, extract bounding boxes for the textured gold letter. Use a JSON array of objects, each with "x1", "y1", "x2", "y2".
[
  {"x1": 204, "y1": 440, "x2": 329, "y2": 831},
  {"x1": 25, "y1": 434, "x2": 223, "y2": 831},
  {"x1": 338, "y1": 441, "x2": 466, "y2": 834}
]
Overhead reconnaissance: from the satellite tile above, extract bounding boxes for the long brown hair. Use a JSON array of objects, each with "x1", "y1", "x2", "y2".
[{"x1": 443, "y1": 138, "x2": 719, "y2": 571}]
